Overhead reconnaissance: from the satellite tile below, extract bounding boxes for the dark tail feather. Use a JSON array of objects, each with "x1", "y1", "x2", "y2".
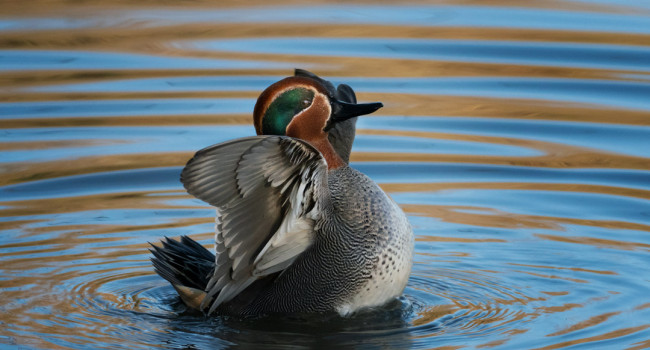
[{"x1": 150, "y1": 235, "x2": 215, "y2": 291}]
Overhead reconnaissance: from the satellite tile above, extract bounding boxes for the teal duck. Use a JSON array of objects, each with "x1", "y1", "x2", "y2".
[{"x1": 151, "y1": 69, "x2": 414, "y2": 317}]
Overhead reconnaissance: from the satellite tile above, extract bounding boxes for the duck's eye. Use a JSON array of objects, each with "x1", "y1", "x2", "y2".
[{"x1": 301, "y1": 99, "x2": 311, "y2": 108}]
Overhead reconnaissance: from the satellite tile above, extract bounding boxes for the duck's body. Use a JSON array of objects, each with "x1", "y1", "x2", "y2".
[
  {"x1": 219, "y1": 166, "x2": 412, "y2": 316},
  {"x1": 151, "y1": 70, "x2": 413, "y2": 317}
]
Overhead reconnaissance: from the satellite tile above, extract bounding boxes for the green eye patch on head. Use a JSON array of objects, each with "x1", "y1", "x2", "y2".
[{"x1": 262, "y1": 87, "x2": 315, "y2": 135}]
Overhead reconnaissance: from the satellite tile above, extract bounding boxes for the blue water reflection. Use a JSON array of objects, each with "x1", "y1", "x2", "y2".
[
  {"x1": 1, "y1": 1, "x2": 650, "y2": 350},
  {"x1": 363, "y1": 117, "x2": 650, "y2": 157},
  {"x1": 194, "y1": 38, "x2": 650, "y2": 71},
  {"x1": 0, "y1": 99, "x2": 254, "y2": 118},
  {"x1": 0, "y1": 50, "x2": 289, "y2": 71},
  {"x1": 106, "y1": 6, "x2": 650, "y2": 33}
]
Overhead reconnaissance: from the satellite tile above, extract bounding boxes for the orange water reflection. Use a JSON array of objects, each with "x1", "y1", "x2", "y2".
[{"x1": 1, "y1": 1, "x2": 650, "y2": 349}]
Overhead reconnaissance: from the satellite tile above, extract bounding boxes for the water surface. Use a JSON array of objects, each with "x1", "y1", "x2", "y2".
[{"x1": 1, "y1": 1, "x2": 650, "y2": 349}]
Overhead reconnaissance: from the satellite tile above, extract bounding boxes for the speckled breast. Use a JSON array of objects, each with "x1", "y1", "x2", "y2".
[{"x1": 326, "y1": 167, "x2": 414, "y2": 315}]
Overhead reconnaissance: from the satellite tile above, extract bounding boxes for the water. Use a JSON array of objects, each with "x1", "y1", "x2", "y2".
[{"x1": 1, "y1": 1, "x2": 649, "y2": 349}]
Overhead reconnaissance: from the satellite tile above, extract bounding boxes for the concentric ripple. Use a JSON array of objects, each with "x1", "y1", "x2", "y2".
[{"x1": 1, "y1": 1, "x2": 650, "y2": 349}]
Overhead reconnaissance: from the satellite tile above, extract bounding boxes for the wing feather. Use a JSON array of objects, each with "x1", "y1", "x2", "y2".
[{"x1": 180, "y1": 136, "x2": 328, "y2": 314}]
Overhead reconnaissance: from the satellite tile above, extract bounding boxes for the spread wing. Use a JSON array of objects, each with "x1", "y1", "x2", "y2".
[{"x1": 180, "y1": 136, "x2": 328, "y2": 314}]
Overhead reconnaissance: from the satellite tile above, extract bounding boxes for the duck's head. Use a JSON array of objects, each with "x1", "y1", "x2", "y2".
[{"x1": 253, "y1": 69, "x2": 382, "y2": 168}]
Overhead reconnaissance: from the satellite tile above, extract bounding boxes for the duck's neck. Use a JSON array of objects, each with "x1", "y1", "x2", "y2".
[
  {"x1": 285, "y1": 94, "x2": 347, "y2": 170},
  {"x1": 327, "y1": 117, "x2": 356, "y2": 164},
  {"x1": 310, "y1": 137, "x2": 345, "y2": 170},
  {"x1": 288, "y1": 125, "x2": 346, "y2": 170}
]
